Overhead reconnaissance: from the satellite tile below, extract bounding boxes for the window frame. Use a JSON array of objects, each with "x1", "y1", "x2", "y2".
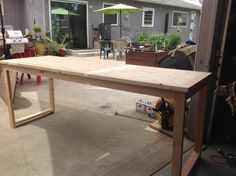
[
  {"x1": 102, "y1": 2, "x2": 118, "y2": 26},
  {"x1": 142, "y1": 7, "x2": 155, "y2": 27},
  {"x1": 172, "y1": 11, "x2": 188, "y2": 28}
]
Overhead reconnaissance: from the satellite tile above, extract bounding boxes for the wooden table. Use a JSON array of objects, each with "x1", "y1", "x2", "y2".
[{"x1": 0, "y1": 56, "x2": 211, "y2": 176}]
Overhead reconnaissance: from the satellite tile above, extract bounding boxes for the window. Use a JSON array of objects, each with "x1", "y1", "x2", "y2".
[
  {"x1": 172, "y1": 11, "x2": 188, "y2": 27},
  {"x1": 102, "y1": 3, "x2": 118, "y2": 25},
  {"x1": 0, "y1": 0, "x2": 4, "y2": 15},
  {"x1": 142, "y1": 8, "x2": 155, "y2": 27}
]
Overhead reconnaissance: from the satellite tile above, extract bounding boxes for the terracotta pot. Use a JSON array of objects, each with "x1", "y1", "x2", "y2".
[
  {"x1": 58, "y1": 49, "x2": 66, "y2": 57},
  {"x1": 45, "y1": 51, "x2": 57, "y2": 56}
]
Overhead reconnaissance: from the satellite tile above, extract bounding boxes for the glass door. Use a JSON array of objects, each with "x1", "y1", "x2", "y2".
[{"x1": 50, "y1": 1, "x2": 87, "y2": 49}]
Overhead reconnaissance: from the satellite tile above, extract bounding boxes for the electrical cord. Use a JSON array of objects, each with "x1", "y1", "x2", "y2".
[{"x1": 211, "y1": 148, "x2": 236, "y2": 167}]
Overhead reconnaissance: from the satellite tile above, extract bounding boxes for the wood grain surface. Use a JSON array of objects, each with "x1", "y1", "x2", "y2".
[{"x1": 0, "y1": 56, "x2": 211, "y2": 94}]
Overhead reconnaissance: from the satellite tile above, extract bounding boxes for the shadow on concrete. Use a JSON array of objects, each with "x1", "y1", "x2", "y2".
[
  {"x1": 20, "y1": 103, "x2": 177, "y2": 176},
  {"x1": 14, "y1": 91, "x2": 32, "y2": 110},
  {"x1": 12, "y1": 79, "x2": 192, "y2": 176}
]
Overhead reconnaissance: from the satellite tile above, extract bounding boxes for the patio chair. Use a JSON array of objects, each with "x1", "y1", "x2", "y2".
[
  {"x1": 99, "y1": 40, "x2": 113, "y2": 59},
  {"x1": 113, "y1": 39, "x2": 128, "y2": 60},
  {"x1": 121, "y1": 36, "x2": 132, "y2": 45}
]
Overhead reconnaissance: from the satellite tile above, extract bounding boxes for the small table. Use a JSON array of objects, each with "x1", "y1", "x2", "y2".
[{"x1": 0, "y1": 56, "x2": 211, "y2": 176}]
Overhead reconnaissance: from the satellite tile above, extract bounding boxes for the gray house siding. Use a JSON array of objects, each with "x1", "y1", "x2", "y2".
[
  {"x1": 2, "y1": 0, "x2": 25, "y2": 30},
  {"x1": 2, "y1": 0, "x2": 49, "y2": 32},
  {"x1": 2, "y1": 0, "x2": 200, "y2": 49},
  {"x1": 164, "y1": 6, "x2": 200, "y2": 41},
  {"x1": 24, "y1": 0, "x2": 48, "y2": 33},
  {"x1": 86, "y1": 0, "x2": 200, "y2": 47}
]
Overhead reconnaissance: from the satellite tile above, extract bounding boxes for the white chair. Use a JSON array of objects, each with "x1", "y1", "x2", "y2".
[
  {"x1": 121, "y1": 36, "x2": 132, "y2": 44},
  {"x1": 113, "y1": 39, "x2": 128, "y2": 60}
]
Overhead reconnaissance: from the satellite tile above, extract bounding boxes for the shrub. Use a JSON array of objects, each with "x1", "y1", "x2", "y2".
[
  {"x1": 165, "y1": 32, "x2": 182, "y2": 50},
  {"x1": 149, "y1": 32, "x2": 165, "y2": 50},
  {"x1": 135, "y1": 32, "x2": 149, "y2": 45}
]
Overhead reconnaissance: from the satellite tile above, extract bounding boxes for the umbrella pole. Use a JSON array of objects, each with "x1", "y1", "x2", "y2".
[{"x1": 120, "y1": 10, "x2": 122, "y2": 38}]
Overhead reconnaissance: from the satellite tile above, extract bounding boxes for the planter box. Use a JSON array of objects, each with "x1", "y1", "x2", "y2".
[{"x1": 126, "y1": 50, "x2": 168, "y2": 67}]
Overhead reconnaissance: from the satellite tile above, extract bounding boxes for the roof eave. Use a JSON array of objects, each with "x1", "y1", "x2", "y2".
[{"x1": 134, "y1": 0, "x2": 202, "y2": 10}]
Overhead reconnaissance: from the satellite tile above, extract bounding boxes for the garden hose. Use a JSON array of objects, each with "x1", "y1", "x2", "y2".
[{"x1": 153, "y1": 98, "x2": 175, "y2": 130}]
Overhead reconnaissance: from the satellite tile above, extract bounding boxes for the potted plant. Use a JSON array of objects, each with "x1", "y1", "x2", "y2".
[
  {"x1": 135, "y1": 32, "x2": 149, "y2": 46},
  {"x1": 150, "y1": 32, "x2": 166, "y2": 52},
  {"x1": 165, "y1": 32, "x2": 182, "y2": 50},
  {"x1": 126, "y1": 32, "x2": 169, "y2": 67},
  {"x1": 44, "y1": 37, "x2": 67, "y2": 56},
  {"x1": 33, "y1": 24, "x2": 46, "y2": 55},
  {"x1": 58, "y1": 37, "x2": 68, "y2": 57},
  {"x1": 33, "y1": 24, "x2": 42, "y2": 40}
]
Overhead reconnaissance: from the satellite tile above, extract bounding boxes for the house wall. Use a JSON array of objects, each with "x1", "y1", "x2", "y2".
[
  {"x1": 2, "y1": 0, "x2": 25, "y2": 30},
  {"x1": 86, "y1": 0, "x2": 200, "y2": 48},
  {"x1": 24, "y1": 0, "x2": 48, "y2": 33},
  {"x1": 2, "y1": 0, "x2": 200, "y2": 48},
  {"x1": 2, "y1": 0, "x2": 48, "y2": 33}
]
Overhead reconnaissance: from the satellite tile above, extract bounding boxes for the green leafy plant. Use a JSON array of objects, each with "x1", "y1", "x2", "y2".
[
  {"x1": 33, "y1": 24, "x2": 43, "y2": 41},
  {"x1": 165, "y1": 32, "x2": 182, "y2": 50},
  {"x1": 44, "y1": 36, "x2": 61, "y2": 53},
  {"x1": 33, "y1": 24, "x2": 42, "y2": 33},
  {"x1": 149, "y1": 32, "x2": 165, "y2": 50},
  {"x1": 44, "y1": 36, "x2": 68, "y2": 56},
  {"x1": 135, "y1": 32, "x2": 149, "y2": 45}
]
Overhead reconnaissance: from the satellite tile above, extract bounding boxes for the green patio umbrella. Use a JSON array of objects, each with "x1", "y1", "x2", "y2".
[
  {"x1": 51, "y1": 7, "x2": 78, "y2": 16},
  {"x1": 95, "y1": 3, "x2": 143, "y2": 38}
]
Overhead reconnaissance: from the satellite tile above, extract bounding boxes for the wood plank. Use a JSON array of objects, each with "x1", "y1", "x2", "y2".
[
  {"x1": 15, "y1": 108, "x2": 54, "y2": 127},
  {"x1": 3, "y1": 69, "x2": 16, "y2": 128},
  {"x1": 172, "y1": 93, "x2": 186, "y2": 176},
  {"x1": 1, "y1": 65, "x2": 177, "y2": 99},
  {"x1": 182, "y1": 151, "x2": 200, "y2": 176},
  {"x1": 0, "y1": 56, "x2": 211, "y2": 94},
  {"x1": 194, "y1": 86, "x2": 208, "y2": 153},
  {"x1": 48, "y1": 78, "x2": 55, "y2": 112}
]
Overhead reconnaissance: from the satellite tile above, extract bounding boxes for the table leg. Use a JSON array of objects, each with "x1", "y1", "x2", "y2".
[
  {"x1": 3, "y1": 73, "x2": 55, "y2": 128},
  {"x1": 172, "y1": 93, "x2": 186, "y2": 176},
  {"x1": 194, "y1": 86, "x2": 208, "y2": 153},
  {"x1": 4, "y1": 69, "x2": 16, "y2": 128},
  {"x1": 48, "y1": 78, "x2": 55, "y2": 112},
  {"x1": 181, "y1": 86, "x2": 208, "y2": 175}
]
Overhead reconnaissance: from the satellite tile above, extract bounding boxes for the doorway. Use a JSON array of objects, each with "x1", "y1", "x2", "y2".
[{"x1": 50, "y1": 0, "x2": 88, "y2": 49}]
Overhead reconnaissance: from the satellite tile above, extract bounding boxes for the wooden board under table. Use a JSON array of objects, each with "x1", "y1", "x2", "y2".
[{"x1": 0, "y1": 56, "x2": 211, "y2": 176}]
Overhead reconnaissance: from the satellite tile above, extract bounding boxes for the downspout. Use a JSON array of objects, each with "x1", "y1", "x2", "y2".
[
  {"x1": 120, "y1": 9, "x2": 122, "y2": 38},
  {"x1": 0, "y1": 4, "x2": 6, "y2": 59}
]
